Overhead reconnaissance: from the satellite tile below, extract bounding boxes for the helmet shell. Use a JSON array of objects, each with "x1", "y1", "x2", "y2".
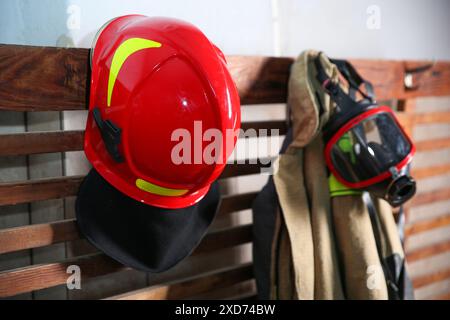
[{"x1": 85, "y1": 15, "x2": 240, "y2": 208}]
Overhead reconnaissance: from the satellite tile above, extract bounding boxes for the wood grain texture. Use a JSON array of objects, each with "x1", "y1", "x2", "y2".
[
  {"x1": 413, "y1": 163, "x2": 450, "y2": 180},
  {"x1": 106, "y1": 263, "x2": 253, "y2": 300},
  {"x1": 403, "y1": 61, "x2": 450, "y2": 99},
  {"x1": 405, "y1": 214, "x2": 450, "y2": 237},
  {"x1": 415, "y1": 137, "x2": 450, "y2": 152},
  {"x1": 189, "y1": 279, "x2": 256, "y2": 300},
  {"x1": 0, "y1": 175, "x2": 84, "y2": 206},
  {"x1": 0, "y1": 194, "x2": 255, "y2": 254},
  {"x1": 226, "y1": 55, "x2": 293, "y2": 104},
  {"x1": 0, "y1": 44, "x2": 89, "y2": 111},
  {"x1": 0, "y1": 219, "x2": 79, "y2": 254},
  {"x1": 407, "y1": 187, "x2": 450, "y2": 208},
  {"x1": 1, "y1": 45, "x2": 449, "y2": 111},
  {"x1": 412, "y1": 267, "x2": 450, "y2": 289},
  {"x1": 0, "y1": 121, "x2": 286, "y2": 157},
  {"x1": 407, "y1": 239, "x2": 450, "y2": 262},
  {"x1": 0, "y1": 167, "x2": 260, "y2": 206},
  {"x1": 0, "y1": 253, "x2": 123, "y2": 297},
  {"x1": 397, "y1": 111, "x2": 450, "y2": 125},
  {"x1": 223, "y1": 292, "x2": 257, "y2": 300},
  {"x1": 0, "y1": 130, "x2": 84, "y2": 156},
  {"x1": 0, "y1": 224, "x2": 252, "y2": 297}
]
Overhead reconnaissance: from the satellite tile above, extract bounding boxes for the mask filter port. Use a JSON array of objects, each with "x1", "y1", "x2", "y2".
[{"x1": 387, "y1": 175, "x2": 416, "y2": 207}]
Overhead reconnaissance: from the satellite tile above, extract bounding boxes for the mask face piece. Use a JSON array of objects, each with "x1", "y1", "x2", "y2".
[
  {"x1": 325, "y1": 107, "x2": 416, "y2": 206},
  {"x1": 316, "y1": 53, "x2": 417, "y2": 206},
  {"x1": 326, "y1": 107, "x2": 414, "y2": 186}
]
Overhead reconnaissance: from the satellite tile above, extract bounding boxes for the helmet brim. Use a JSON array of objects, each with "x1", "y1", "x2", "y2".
[{"x1": 75, "y1": 169, "x2": 220, "y2": 273}]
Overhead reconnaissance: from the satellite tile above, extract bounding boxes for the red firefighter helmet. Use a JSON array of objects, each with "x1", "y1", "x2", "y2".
[{"x1": 85, "y1": 15, "x2": 240, "y2": 209}]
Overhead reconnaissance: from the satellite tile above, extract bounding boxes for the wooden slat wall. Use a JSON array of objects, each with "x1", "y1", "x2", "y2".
[
  {"x1": 1, "y1": 45, "x2": 450, "y2": 112},
  {"x1": 0, "y1": 44, "x2": 450, "y2": 299},
  {"x1": 398, "y1": 97, "x2": 450, "y2": 299}
]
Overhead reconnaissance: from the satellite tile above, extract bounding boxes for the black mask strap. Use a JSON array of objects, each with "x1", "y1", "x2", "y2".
[
  {"x1": 329, "y1": 58, "x2": 374, "y2": 101},
  {"x1": 92, "y1": 107, "x2": 124, "y2": 163},
  {"x1": 314, "y1": 53, "x2": 375, "y2": 113},
  {"x1": 314, "y1": 55, "x2": 361, "y2": 113}
]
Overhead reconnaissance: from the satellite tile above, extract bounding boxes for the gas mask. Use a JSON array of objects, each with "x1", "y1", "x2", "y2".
[{"x1": 316, "y1": 53, "x2": 416, "y2": 207}]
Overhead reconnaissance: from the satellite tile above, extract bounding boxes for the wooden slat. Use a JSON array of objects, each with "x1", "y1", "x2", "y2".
[
  {"x1": 106, "y1": 263, "x2": 253, "y2": 300},
  {"x1": 223, "y1": 291, "x2": 257, "y2": 300},
  {"x1": 413, "y1": 163, "x2": 450, "y2": 180},
  {"x1": 220, "y1": 161, "x2": 273, "y2": 179},
  {"x1": 432, "y1": 291, "x2": 450, "y2": 300},
  {"x1": 0, "y1": 224, "x2": 252, "y2": 297},
  {"x1": 218, "y1": 192, "x2": 257, "y2": 215},
  {"x1": 226, "y1": 56, "x2": 293, "y2": 104},
  {"x1": 402, "y1": 61, "x2": 450, "y2": 99},
  {"x1": 405, "y1": 214, "x2": 450, "y2": 237},
  {"x1": 413, "y1": 111, "x2": 450, "y2": 124},
  {"x1": 0, "y1": 253, "x2": 123, "y2": 298},
  {"x1": 240, "y1": 120, "x2": 288, "y2": 135},
  {"x1": 0, "y1": 219, "x2": 79, "y2": 254},
  {"x1": 1, "y1": 45, "x2": 450, "y2": 111},
  {"x1": 0, "y1": 163, "x2": 260, "y2": 205},
  {"x1": 0, "y1": 44, "x2": 89, "y2": 111},
  {"x1": 194, "y1": 224, "x2": 252, "y2": 255},
  {"x1": 397, "y1": 111, "x2": 450, "y2": 125},
  {"x1": 187, "y1": 279, "x2": 256, "y2": 300},
  {"x1": 407, "y1": 187, "x2": 450, "y2": 208},
  {"x1": 0, "y1": 193, "x2": 255, "y2": 254},
  {"x1": 348, "y1": 60, "x2": 405, "y2": 100},
  {"x1": 0, "y1": 175, "x2": 84, "y2": 206},
  {"x1": 0, "y1": 121, "x2": 285, "y2": 157},
  {"x1": 0, "y1": 46, "x2": 294, "y2": 110},
  {"x1": 0, "y1": 130, "x2": 84, "y2": 156},
  {"x1": 415, "y1": 137, "x2": 450, "y2": 152},
  {"x1": 412, "y1": 267, "x2": 450, "y2": 289},
  {"x1": 349, "y1": 60, "x2": 450, "y2": 99},
  {"x1": 397, "y1": 99, "x2": 416, "y2": 113},
  {"x1": 407, "y1": 240, "x2": 450, "y2": 262}
]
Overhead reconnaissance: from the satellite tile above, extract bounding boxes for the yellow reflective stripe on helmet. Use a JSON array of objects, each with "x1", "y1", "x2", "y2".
[
  {"x1": 135, "y1": 179, "x2": 188, "y2": 197},
  {"x1": 108, "y1": 38, "x2": 162, "y2": 106},
  {"x1": 328, "y1": 174, "x2": 362, "y2": 197}
]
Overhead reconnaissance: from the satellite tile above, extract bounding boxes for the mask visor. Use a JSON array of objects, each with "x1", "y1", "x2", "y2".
[{"x1": 325, "y1": 107, "x2": 415, "y2": 188}]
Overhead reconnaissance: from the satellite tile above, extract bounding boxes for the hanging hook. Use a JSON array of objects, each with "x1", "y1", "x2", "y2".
[{"x1": 404, "y1": 60, "x2": 436, "y2": 90}]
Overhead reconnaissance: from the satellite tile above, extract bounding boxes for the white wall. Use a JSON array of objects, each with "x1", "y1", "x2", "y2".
[{"x1": 1, "y1": 0, "x2": 449, "y2": 59}]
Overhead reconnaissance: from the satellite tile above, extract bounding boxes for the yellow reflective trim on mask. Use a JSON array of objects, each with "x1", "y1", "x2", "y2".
[
  {"x1": 135, "y1": 178, "x2": 188, "y2": 197},
  {"x1": 108, "y1": 38, "x2": 162, "y2": 106},
  {"x1": 328, "y1": 174, "x2": 362, "y2": 198}
]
